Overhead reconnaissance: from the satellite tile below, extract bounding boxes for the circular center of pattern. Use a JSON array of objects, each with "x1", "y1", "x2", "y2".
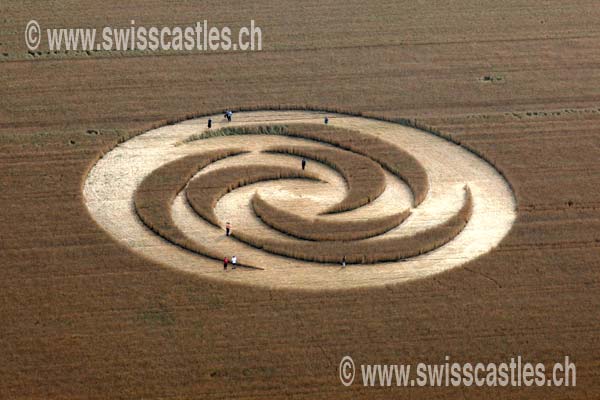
[{"x1": 83, "y1": 111, "x2": 516, "y2": 290}]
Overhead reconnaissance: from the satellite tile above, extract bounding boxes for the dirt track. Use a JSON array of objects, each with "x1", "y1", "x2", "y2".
[{"x1": 84, "y1": 111, "x2": 516, "y2": 290}]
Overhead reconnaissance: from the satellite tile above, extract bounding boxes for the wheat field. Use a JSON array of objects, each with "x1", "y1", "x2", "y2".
[{"x1": 1, "y1": 0, "x2": 600, "y2": 399}]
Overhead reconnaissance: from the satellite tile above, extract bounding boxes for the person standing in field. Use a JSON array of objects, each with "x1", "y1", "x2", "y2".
[
  {"x1": 208, "y1": 118, "x2": 212, "y2": 128},
  {"x1": 231, "y1": 255, "x2": 237, "y2": 269},
  {"x1": 225, "y1": 222, "x2": 231, "y2": 236},
  {"x1": 301, "y1": 158, "x2": 307, "y2": 170},
  {"x1": 342, "y1": 255, "x2": 346, "y2": 268},
  {"x1": 223, "y1": 256, "x2": 229, "y2": 271},
  {"x1": 324, "y1": 116, "x2": 329, "y2": 124}
]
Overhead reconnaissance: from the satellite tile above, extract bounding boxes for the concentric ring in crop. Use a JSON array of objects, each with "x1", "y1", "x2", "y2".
[{"x1": 83, "y1": 110, "x2": 516, "y2": 290}]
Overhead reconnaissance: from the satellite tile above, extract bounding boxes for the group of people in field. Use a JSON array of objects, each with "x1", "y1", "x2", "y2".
[
  {"x1": 223, "y1": 254, "x2": 237, "y2": 271},
  {"x1": 206, "y1": 110, "x2": 233, "y2": 129},
  {"x1": 207, "y1": 112, "x2": 345, "y2": 271}
]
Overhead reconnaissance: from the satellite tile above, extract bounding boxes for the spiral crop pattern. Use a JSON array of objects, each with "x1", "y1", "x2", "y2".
[{"x1": 84, "y1": 111, "x2": 516, "y2": 289}]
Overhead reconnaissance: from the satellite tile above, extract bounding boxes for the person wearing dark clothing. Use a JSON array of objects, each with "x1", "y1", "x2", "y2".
[
  {"x1": 301, "y1": 158, "x2": 307, "y2": 170},
  {"x1": 225, "y1": 222, "x2": 231, "y2": 236},
  {"x1": 324, "y1": 116, "x2": 329, "y2": 124},
  {"x1": 208, "y1": 118, "x2": 212, "y2": 128},
  {"x1": 342, "y1": 255, "x2": 347, "y2": 268}
]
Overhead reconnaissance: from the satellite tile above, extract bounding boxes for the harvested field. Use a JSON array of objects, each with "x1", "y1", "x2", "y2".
[{"x1": 2, "y1": 1, "x2": 600, "y2": 399}]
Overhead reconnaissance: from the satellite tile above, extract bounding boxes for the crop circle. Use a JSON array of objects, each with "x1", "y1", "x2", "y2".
[{"x1": 83, "y1": 111, "x2": 516, "y2": 290}]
